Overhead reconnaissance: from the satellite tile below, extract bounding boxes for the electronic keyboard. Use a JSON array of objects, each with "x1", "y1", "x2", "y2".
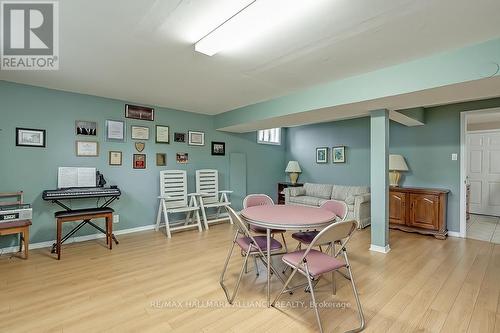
[{"x1": 42, "y1": 187, "x2": 121, "y2": 200}]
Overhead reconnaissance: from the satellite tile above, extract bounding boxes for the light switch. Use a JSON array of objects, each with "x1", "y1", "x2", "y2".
[{"x1": 451, "y1": 153, "x2": 458, "y2": 161}]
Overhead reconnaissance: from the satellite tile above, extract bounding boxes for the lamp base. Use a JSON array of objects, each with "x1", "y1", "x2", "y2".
[
  {"x1": 389, "y1": 171, "x2": 401, "y2": 187},
  {"x1": 289, "y1": 172, "x2": 299, "y2": 184}
]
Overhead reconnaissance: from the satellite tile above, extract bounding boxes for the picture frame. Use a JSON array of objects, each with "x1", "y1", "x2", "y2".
[
  {"x1": 155, "y1": 125, "x2": 170, "y2": 144},
  {"x1": 15, "y1": 127, "x2": 46, "y2": 147},
  {"x1": 131, "y1": 126, "x2": 150, "y2": 140},
  {"x1": 332, "y1": 146, "x2": 346, "y2": 163},
  {"x1": 174, "y1": 132, "x2": 186, "y2": 143},
  {"x1": 156, "y1": 153, "x2": 166, "y2": 166},
  {"x1": 211, "y1": 141, "x2": 225, "y2": 156},
  {"x1": 133, "y1": 154, "x2": 146, "y2": 169},
  {"x1": 105, "y1": 120, "x2": 125, "y2": 142},
  {"x1": 316, "y1": 147, "x2": 328, "y2": 164},
  {"x1": 75, "y1": 120, "x2": 97, "y2": 136},
  {"x1": 109, "y1": 151, "x2": 122, "y2": 166},
  {"x1": 76, "y1": 140, "x2": 99, "y2": 157},
  {"x1": 188, "y1": 131, "x2": 205, "y2": 146},
  {"x1": 125, "y1": 104, "x2": 154, "y2": 121},
  {"x1": 176, "y1": 152, "x2": 188, "y2": 164}
]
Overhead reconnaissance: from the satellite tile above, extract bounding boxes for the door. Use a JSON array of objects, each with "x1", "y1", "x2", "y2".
[
  {"x1": 389, "y1": 191, "x2": 407, "y2": 225},
  {"x1": 467, "y1": 132, "x2": 500, "y2": 216},
  {"x1": 408, "y1": 194, "x2": 439, "y2": 230}
]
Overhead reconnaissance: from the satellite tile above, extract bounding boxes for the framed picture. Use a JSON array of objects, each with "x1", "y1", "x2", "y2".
[
  {"x1": 76, "y1": 141, "x2": 99, "y2": 157},
  {"x1": 133, "y1": 154, "x2": 146, "y2": 169},
  {"x1": 188, "y1": 131, "x2": 205, "y2": 146},
  {"x1": 211, "y1": 141, "x2": 225, "y2": 156},
  {"x1": 125, "y1": 104, "x2": 154, "y2": 121},
  {"x1": 176, "y1": 152, "x2": 188, "y2": 164},
  {"x1": 106, "y1": 120, "x2": 125, "y2": 142},
  {"x1": 155, "y1": 125, "x2": 170, "y2": 144},
  {"x1": 332, "y1": 146, "x2": 346, "y2": 163},
  {"x1": 174, "y1": 132, "x2": 186, "y2": 143},
  {"x1": 131, "y1": 126, "x2": 150, "y2": 140},
  {"x1": 75, "y1": 120, "x2": 97, "y2": 136},
  {"x1": 16, "y1": 128, "x2": 46, "y2": 147},
  {"x1": 109, "y1": 151, "x2": 122, "y2": 166},
  {"x1": 156, "y1": 153, "x2": 166, "y2": 166},
  {"x1": 316, "y1": 147, "x2": 328, "y2": 164}
]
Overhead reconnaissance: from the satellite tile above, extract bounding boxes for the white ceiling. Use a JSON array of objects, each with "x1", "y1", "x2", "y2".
[{"x1": 1, "y1": 0, "x2": 500, "y2": 115}]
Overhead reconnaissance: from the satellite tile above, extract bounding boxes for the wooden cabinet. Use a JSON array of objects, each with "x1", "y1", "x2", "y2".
[
  {"x1": 277, "y1": 182, "x2": 303, "y2": 205},
  {"x1": 389, "y1": 187, "x2": 449, "y2": 239}
]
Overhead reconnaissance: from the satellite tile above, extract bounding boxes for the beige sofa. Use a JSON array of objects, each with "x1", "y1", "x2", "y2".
[{"x1": 284, "y1": 183, "x2": 371, "y2": 228}]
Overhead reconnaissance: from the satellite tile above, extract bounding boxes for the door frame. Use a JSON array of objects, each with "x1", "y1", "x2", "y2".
[{"x1": 459, "y1": 107, "x2": 500, "y2": 238}]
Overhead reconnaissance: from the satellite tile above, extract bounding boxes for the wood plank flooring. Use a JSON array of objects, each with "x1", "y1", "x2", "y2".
[{"x1": 0, "y1": 223, "x2": 499, "y2": 332}]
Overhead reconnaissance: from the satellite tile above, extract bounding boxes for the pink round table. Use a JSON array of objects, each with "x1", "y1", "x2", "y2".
[{"x1": 240, "y1": 205, "x2": 336, "y2": 306}]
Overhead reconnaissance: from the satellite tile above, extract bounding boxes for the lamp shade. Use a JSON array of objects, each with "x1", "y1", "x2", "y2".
[
  {"x1": 285, "y1": 161, "x2": 301, "y2": 173},
  {"x1": 389, "y1": 154, "x2": 409, "y2": 171}
]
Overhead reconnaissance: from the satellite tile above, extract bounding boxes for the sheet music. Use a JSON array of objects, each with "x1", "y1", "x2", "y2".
[{"x1": 58, "y1": 167, "x2": 96, "y2": 188}]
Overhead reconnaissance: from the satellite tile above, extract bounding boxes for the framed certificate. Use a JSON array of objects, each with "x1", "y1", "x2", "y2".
[
  {"x1": 106, "y1": 120, "x2": 125, "y2": 141},
  {"x1": 156, "y1": 125, "x2": 170, "y2": 143},
  {"x1": 109, "y1": 151, "x2": 122, "y2": 166},
  {"x1": 188, "y1": 131, "x2": 205, "y2": 146},
  {"x1": 76, "y1": 141, "x2": 99, "y2": 157},
  {"x1": 131, "y1": 126, "x2": 150, "y2": 140}
]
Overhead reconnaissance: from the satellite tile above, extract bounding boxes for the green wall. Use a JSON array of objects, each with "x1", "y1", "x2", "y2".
[
  {"x1": 286, "y1": 97, "x2": 500, "y2": 233},
  {"x1": 0, "y1": 81, "x2": 286, "y2": 248}
]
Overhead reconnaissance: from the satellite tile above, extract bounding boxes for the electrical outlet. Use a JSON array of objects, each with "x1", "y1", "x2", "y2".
[
  {"x1": 451, "y1": 153, "x2": 458, "y2": 161},
  {"x1": 113, "y1": 214, "x2": 119, "y2": 223}
]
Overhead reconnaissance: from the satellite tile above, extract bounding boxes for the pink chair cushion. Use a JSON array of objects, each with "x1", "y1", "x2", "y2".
[
  {"x1": 244, "y1": 195, "x2": 273, "y2": 208},
  {"x1": 291, "y1": 231, "x2": 319, "y2": 244},
  {"x1": 282, "y1": 249, "x2": 346, "y2": 277},
  {"x1": 236, "y1": 236, "x2": 282, "y2": 253},
  {"x1": 321, "y1": 200, "x2": 347, "y2": 220},
  {"x1": 250, "y1": 224, "x2": 285, "y2": 234}
]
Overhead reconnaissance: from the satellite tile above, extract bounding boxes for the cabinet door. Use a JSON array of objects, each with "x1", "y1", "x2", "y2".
[
  {"x1": 409, "y1": 194, "x2": 440, "y2": 230},
  {"x1": 389, "y1": 191, "x2": 407, "y2": 225}
]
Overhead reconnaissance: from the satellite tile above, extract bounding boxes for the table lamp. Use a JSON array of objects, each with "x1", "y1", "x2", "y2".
[
  {"x1": 285, "y1": 161, "x2": 301, "y2": 184},
  {"x1": 389, "y1": 154, "x2": 409, "y2": 187}
]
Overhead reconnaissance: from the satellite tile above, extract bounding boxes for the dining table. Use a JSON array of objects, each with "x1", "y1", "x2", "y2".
[{"x1": 240, "y1": 204, "x2": 336, "y2": 306}]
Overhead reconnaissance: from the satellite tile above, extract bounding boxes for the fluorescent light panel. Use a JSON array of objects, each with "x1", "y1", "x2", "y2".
[{"x1": 194, "y1": 0, "x2": 327, "y2": 56}]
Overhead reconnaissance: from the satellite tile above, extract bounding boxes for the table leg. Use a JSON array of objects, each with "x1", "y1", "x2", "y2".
[{"x1": 267, "y1": 228, "x2": 271, "y2": 307}]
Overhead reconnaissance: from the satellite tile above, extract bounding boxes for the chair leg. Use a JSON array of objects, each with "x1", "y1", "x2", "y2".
[
  {"x1": 199, "y1": 198, "x2": 209, "y2": 230},
  {"x1": 195, "y1": 210, "x2": 203, "y2": 232},
  {"x1": 343, "y1": 250, "x2": 365, "y2": 333},
  {"x1": 23, "y1": 227, "x2": 29, "y2": 259},
  {"x1": 162, "y1": 200, "x2": 171, "y2": 238},
  {"x1": 155, "y1": 200, "x2": 162, "y2": 231},
  {"x1": 304, "y1": 264, "x2": 323, "y2": 333},
  {"x1": 19, "y1": 233, "x2": 23, "y2": 253},
  {"x1": 272, "y1": 263, "x2": 300, "y2": 306},
  {"x1": 254, "y1": 256, "x2": 259, "y2": 276},
  {"x1": 281, "y1": 233, "x2": 288, "y2": 253}
]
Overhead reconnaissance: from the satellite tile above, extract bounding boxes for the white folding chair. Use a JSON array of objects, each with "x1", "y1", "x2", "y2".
[
  {"x1": 155, "y1": 170, "x2": 202, "y2": 238},
  {"x1": 195, "y1": 169, "x2": 232, "y2": 228}
]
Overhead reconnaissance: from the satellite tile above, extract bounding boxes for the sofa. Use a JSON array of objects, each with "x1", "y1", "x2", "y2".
[{"x1": 284, "y1": 183, "x2": 371, "y2": 228}]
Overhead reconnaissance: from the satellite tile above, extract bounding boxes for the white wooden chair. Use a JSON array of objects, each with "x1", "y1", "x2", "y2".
[
  {"x1": 155, "y1": 170, "x2": 202, "y2": 238},
  {"x1": 195, "y1": 169, "x2": 232, "y2": 228}
]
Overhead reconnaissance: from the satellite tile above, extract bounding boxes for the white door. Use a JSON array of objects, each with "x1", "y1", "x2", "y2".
[{"x1": 467, "y1": 131, "x2": 500, "y2": 216}]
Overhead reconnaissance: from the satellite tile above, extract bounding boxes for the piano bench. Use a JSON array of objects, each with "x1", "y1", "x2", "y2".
[{"x1": 54, "y1": 208, "x2": 114, "y2": 260}]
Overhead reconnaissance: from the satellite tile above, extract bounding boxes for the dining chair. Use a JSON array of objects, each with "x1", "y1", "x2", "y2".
[
  {"x1": 220, "y1": 206, "x2": 286, "y2": 304},
  {"x1": 243, "y1": 194, "x2": 288, "y2": 253},
  {"x1": 291, "y1": 199, "x2": 348, "y2": 249},
  {"x1": 272, "y1": 220, "x2": 365, "y2": 333}
]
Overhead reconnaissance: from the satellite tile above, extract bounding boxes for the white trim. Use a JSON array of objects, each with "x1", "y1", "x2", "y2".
[
  {"x1": 369, "y1": 244, "x2": 391, "y2": 254},
  {"x1": 0, "y1": 224, "x2": 156, "y2": 255},
  {"x1": 447, "y1": 231, "x2": 462, "y2": 238},
  {"x1": 460, "y1": 107, "x2": 500, "y2": 239}
]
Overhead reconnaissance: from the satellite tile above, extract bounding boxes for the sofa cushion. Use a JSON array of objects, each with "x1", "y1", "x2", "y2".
[
  {"x1": 289, "y1": 195, "x2": 322, "y2": 206},
  {"x1": 331, "y1": 185, "x2": 370, "y2": 202},
  {"x1": 289, "y1": 187, "x2": 306, "y2": 197},
  {"x1": 304, "y1": 183, "x2": 333, "y2": 200}
]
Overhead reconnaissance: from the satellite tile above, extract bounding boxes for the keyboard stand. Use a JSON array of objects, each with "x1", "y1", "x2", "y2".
[{"x1": 49, "y1": 196, "x2": 120, "y2": 254}]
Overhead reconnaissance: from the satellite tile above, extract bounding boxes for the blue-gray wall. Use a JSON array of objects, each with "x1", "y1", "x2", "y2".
[
  {"x1": 0, "y1": 81, "x2": 286, "y2": 247},
  {"x1": 286, "y1": 98, "x2": 500, "y2": 233}
]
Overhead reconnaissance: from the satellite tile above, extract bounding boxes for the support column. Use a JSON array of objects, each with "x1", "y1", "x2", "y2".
[{"x1": 370, "y1": 109, "x2": 390, "y2": 253}]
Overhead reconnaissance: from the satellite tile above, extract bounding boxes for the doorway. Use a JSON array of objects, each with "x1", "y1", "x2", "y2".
[{"x1": 460, "y1": 108, "x2": 500, "y2": 243}]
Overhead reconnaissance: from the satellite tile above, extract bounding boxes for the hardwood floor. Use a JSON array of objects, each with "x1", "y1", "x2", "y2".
[{"x1": 0, "y1": 223, "x2": 499, "y2": 333}]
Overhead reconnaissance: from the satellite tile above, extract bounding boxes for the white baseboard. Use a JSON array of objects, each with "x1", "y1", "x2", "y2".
[
  {"x1": 369, "y1": 244, "x2": 391, "y2": 254},
  {"x1": 0, "y1": 224, "x2": 156, "y2": 255},
  {"x1": 447, "y1": 231, "x2": 463, "y2": 238}
]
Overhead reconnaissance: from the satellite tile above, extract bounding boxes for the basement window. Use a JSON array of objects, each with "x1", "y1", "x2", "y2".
[{"x1": 257, "y1": 128, "x2": 281, "y2": 145}]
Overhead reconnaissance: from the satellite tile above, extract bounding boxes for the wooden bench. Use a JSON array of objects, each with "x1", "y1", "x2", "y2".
[
  {"x1": 54, "y1": 207, "x2": 114, "y2": 260},
  {"x1": 0, "y1": 220, "x2": 31, "y2": 259}
]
